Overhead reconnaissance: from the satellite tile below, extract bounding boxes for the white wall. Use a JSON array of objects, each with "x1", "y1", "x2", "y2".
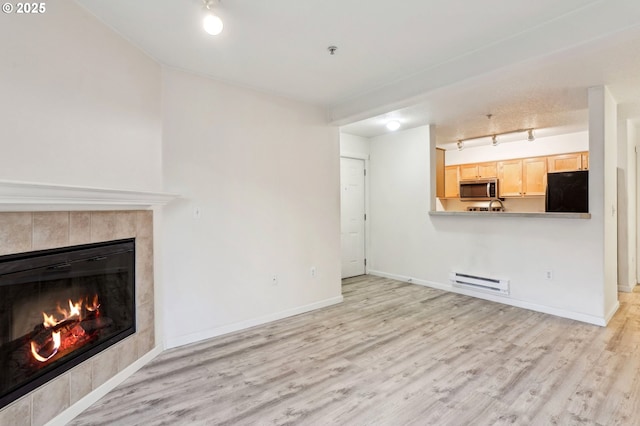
[
  {"x1": 589, "y1": 87, "x2": 619, "y2": 319},
  {"x1": 627, "y1": 120, "x2": 640, "y2": 284},
  {"x1": 340, "y1": 133, "x2": 370, "y2": 158},
  {"x1": 617, "y1": 120, "x2": 637, "y2": 292},
  {"x1": 628, "y1": 121, "x2": 638, "y2": 290},
  {"x1": 368, "y1": 124, "x2": 610, "y2": 324},
  {"x1": 1, "y1": 0, "x2": 342, "y2": 352},
  {"x1": 0, "y1": 1, "x2": 162, "y2": 191},
  {"x1": 161, "y1": 68, "x2": 342, "y2": 348},
  {"x1": 445, "y1": 131, "x2": 588, "y2": 165},
  {"x1": 635, "y1": 121, "x2": 640, "y2": 284},
  {"x1": 0, "y1": 3, "x2": 165, "y2": 423}
]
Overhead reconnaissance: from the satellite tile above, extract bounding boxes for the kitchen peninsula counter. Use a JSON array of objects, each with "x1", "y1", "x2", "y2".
[{"x1": 429, "y1": 211, "x2": 591, "y2": 219}]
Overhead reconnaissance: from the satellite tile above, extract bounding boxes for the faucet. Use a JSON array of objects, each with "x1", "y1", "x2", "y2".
[{"x1": 488, "y1": 199, "x2": 505, "y2": 212}]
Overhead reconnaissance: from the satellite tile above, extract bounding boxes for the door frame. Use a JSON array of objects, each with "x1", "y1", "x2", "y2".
[{"x1": 340, "y1": 153, "x2": 370, "y2": 276}]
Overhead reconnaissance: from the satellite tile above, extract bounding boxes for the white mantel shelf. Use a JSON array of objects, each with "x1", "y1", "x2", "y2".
[
  {"x1": 429, "y1": 211, "x2": 591, "y2": 219},
  {"x1": 0, "y1": 180, "x2": 179, "y2": 212}
]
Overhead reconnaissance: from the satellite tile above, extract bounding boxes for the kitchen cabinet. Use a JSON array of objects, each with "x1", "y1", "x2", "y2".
[
  {"x1": 478, "y1": 162, "x2": 498, "y2": 179},
  {"x1": 445, "y1": 151, "x2": 587, "y2": 201},
  {"x1": 459, "y1": 162, "x2": 497, "y2": 180},
  {"x1": 497, "y1": 160, "x2": 522, "y2": 197},
  {"x1": 444, "y1": 166, "x2": 459, "y2": 198},
  {"x1": 436, "y1": 148, "x2": 445, "y2": 198},
  {"x1": 581, "y1": 152, "x2": 589, "y2": 170},
  {"x1": 547, "y1": 153, "x2": 580, "y2": 172},
  {"x1": 547, "y1": 152, "x2": 588, "y2": 172},
  {"x1": 498, "y1": 157, "x2": 546, "y2": 197},
  {"x1": 522, "y1": 157, "x2": 547, "y2": 196}
]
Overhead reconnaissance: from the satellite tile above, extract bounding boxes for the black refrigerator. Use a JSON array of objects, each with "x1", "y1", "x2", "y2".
[{"x1": 545, "y1": 170, "x2": 589, "y2": 213}]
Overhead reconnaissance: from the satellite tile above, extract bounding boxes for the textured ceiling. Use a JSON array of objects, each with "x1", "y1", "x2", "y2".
[{"x1": 74, "y1": 0, "x2": 640, "y2": 142}]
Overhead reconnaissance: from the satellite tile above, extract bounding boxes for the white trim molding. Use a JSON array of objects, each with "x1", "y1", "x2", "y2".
[
  {"x1": 166, "y1": 295, "x2": 344, "y2": 349},
  {"x1": 0, "y1": 180, "x2": 179, "y2": 211},
  {"x1": 45, "y1": 345, "x2": 163, "y2": 426},
  {"x1": 340, "y1": 152, "x2": 370, "y2": 161},
  {"x1": 367, "y1": 270, "x2": 611, "y2": 327}
]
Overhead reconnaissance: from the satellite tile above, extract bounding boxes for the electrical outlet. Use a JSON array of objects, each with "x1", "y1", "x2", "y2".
[
  {"x1": 545, "y1": 270, "x2": 553, "y2": 280},
  {"x1": 310, "y1": 267, "x2": 316, "y2": 278},
  {"x1": 271, "y1": 275, "x2": 278, "y2": 286}
]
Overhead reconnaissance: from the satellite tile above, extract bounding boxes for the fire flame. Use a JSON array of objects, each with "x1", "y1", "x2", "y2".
[
  {"x1": 31, "y1": 295, "x2": 100, "y2": 363},
  {"x1": 86, "y1": 294, "x2": 100, "y2": 312},
  {"x1": 41, "y1": 298, "x2": 91, "y2": 329},
  {"x1": 42, "y1": 312, "x2": 58, "y2": 328},
  {"x1": 30, "y1": 331, "x2": 61, "y2": 362}
]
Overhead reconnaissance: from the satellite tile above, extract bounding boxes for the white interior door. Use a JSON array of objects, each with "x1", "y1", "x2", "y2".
[{"x1": 341, "y1": 157, "x2": 366, "y2": 278}]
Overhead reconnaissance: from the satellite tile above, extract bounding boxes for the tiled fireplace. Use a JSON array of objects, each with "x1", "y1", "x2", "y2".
[{"x1": 0, "y1": 211, "x2": 155, "y2": 426}]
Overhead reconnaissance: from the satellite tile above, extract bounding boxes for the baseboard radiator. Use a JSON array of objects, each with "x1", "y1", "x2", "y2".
[{"x1": 449, "y1": 271, "x2": 510, "y2": 295}]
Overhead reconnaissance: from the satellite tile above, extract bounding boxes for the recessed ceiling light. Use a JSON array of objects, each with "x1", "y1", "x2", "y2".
[{"x1": 386, "y1": 120, "x2": 400, "y2": 131}]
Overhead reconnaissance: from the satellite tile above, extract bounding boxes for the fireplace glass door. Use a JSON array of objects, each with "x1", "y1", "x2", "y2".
[{"x1": 0, "y1": 238, "x2": 136, "y2": 408}]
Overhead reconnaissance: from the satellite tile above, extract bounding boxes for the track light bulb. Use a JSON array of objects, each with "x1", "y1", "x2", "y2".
[
  {"x1": 492, "y1": 135, "x2": 498, "y2": 146},
  {"x1": 203, "y1": 12, "x2": 223, "y2": 35},
  {"x1": 457, "y1": 140, "x2": 464, "y2": 151},
  {"x1": 527, "y1": 129, "x2": 535, "y2": 142}
]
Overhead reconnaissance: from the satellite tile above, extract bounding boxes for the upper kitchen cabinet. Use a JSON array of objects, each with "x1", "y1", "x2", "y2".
[
  {"x1": 444, "y1": 166, "x2": 459, "y2": 198},
  {"x1": 436, "y1": 148, "x2": 445, "y2": 198},
  {"x1": 522, "y1": 157, "x2": 547, "y2": 196},
  {"x1": 547, "y1": 152, "x2": 589, "y2": 172},
  {"x1": 498, "y1": 157, "x2": 546, "y2": 197},
  {"x1": 497, "y1": 159, "x2": 522, "y2": 197},
  {"x1": 459, "y1": 162, "x2": 497, "y2": 180}
]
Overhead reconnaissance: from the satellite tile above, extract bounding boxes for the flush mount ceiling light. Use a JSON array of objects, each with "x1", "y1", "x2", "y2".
[
  {"x1": 386, "y1": 120, "x2": 401, "y2": 131},
  {"x1": 457, "y1": 127, "x2": 535, "y2": 148},
  {"x1": 203, "y1": 0, "x2": 223, "y2": 36}
]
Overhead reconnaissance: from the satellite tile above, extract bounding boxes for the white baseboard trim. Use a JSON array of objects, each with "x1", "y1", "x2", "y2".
[
  {"x1": 367, "y1": 269, "x2": 451, "y2": 291},
  {"x1": 46, "y1": 345, "x2": 163, "y2": 426},
  {"x1": 618, "y1": 283, "x2": 636, "y2": 293},
  {"x1": 166, "y1": 295, "x2": 344, "y2": 349},
  {"x1": 605, "y1": 300, "x2": 621, "y2": 324},
  {"x1": 367, "y1": 270, "x2": 608, "y2": 327}
]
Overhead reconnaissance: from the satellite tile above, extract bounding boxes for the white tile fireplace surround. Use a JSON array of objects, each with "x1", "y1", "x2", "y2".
[{"x1": 0, "y1": 181, "x2": 177, "y2": 426}]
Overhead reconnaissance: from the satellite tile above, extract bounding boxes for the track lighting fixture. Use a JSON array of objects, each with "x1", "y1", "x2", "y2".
[
  {"x1": 457, "y1": 128, "x2": 535, "y2": 148},
  {"x1": 203, "y1": 0, "x2": 223, "y2": 36}
]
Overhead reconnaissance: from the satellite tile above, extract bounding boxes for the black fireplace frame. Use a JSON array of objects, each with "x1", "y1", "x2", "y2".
[{"x1": 0, "y1": 238, "x2": 136, "y2": 409}]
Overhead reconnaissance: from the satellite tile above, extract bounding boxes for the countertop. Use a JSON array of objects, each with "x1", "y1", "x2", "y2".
[{"x1": 429, "y1": 211, "x2": 591, "y2": 219}]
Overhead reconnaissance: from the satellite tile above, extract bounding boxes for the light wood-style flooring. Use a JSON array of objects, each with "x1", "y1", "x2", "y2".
[{"x1": 70, "y1": 275, "x2": 640, "y2": 425}]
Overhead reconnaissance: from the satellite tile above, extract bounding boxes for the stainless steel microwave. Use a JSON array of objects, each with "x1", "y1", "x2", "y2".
[{"x1": 459, "y1": 179, "x2": 498, "y2": 200}]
